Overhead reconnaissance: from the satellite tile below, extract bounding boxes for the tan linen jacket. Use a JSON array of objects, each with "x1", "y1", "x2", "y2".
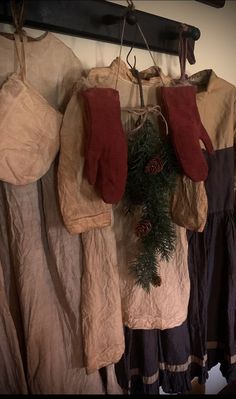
[
  {"x1": 189, "y1": 70, "x2": 236, "y2": 152},
  {"x1": 58, "y1": 59, "x2": 190, "y2": 372}
]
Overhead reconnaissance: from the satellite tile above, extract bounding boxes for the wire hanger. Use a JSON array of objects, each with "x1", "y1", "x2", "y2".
[
  {"x1": 116, "y1": 0, "x2": 169, "y2": 133},
  {"x1": 126, "y1": 43, "x2": 137, "y2": 71},
  {"x1": 125, "y1": 41, "x2": 145, "y2": 108},
  {"x1": 115, "y1": 0, "x2": 165, "y2": 94}
]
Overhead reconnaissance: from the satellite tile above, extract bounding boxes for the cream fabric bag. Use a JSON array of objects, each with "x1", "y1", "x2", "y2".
[
  {"x1": 0, "y1": 34, "x2": 62, "y2": 185},
  {"x1": 171, "y1": 175, "x2": 208, "y2": 232}
]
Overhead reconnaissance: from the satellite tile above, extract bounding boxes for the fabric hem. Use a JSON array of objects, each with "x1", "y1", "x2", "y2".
[
  {"x1": 65, "y1": 213, "x2": 112, "y2": 234},
  {"x1": 123, "y1": 313, "x2": 188, "y2": 330},
  {"x1": 85, "y1": 345, "x2": 125, "y2": 375}
]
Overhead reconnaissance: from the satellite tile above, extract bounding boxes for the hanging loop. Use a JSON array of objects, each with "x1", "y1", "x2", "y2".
[
  {"x1": 178, "y1": 23, "x2": 188, "y2": 82},
  {"x1": 10, "y1": 0, "x2": 25, "y2": 35},
  {"x1": 13, "y1": 33, "x2": 27, "y2": 81},
  {"x1": 122, "y1": 105, "x2": 169, "y2": 135}
]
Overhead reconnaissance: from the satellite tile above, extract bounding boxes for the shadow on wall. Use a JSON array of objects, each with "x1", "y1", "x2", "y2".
[{"x1": 205, "y1": 364, "x2": 227, "y2": 394}]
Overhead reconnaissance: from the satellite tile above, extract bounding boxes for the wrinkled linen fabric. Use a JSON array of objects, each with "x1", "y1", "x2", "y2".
[
  {"x1": 58, "y1": 59, "x2": 191, "y2": 370},
  {"x1": 0, "y1": 61, "x2": 62, "y2": 185},
  {"x1": 81, "y1": 224, "x2": 124, "y2": 373},
  {"x1": 0, "y1": 258, "x2": 28, "y2": 394},
  {"x1": 0, "y1": 33, "x2": 80, "y2": 112},
  {"x1": 0, "y1": 32, "x2": 121, "y2": 394},
  {"x1": 170, "y1": 176, "x2": 208, "y2": 232}
]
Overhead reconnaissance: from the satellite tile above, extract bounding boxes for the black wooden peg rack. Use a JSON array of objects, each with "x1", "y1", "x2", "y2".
[{"x1": 0, "y1": 0, "x2": 201, "y2": 57}]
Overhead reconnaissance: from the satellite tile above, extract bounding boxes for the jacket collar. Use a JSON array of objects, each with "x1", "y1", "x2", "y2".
[{"x1": 189, "y1": 69, "x2": 218, "y2": 93}]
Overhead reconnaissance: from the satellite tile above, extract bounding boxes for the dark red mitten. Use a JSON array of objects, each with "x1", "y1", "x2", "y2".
[
  {"x1": 81, "y1": 87, "x2": 127, "y2": 204},
  {"x1": 160, "y1": 85, "x2": 214, "y2": 182}
]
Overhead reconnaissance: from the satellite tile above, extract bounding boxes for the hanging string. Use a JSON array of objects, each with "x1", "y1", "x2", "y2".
[
  {"x1": 123, "y1": 104, "x2": 169, "y2": 135},
  {"x1": 14, "y1": 33, "x2": 27, "y2": 81},
  {"x1": 178, "y1": 24, "x2": 188, "y2": 82},
  {"x1": 136, "y1": 22, "x2": 165, "y2": 86},
  {"x1": 115, "y1": 16, "x2": 126, "y2": 90},
  {"x1": 9, "y1": 0, "x2": 48, "y2": 42},
  {"x1": 10, "y1": 0, "x2": 25, "y2": 36},
  {"x1": 10, "y1": 0, "x2": 27, "y2": 81}
]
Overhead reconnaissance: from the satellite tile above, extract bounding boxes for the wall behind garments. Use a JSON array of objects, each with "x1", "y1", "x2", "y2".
[
  {"x1": 0, "y1": 0, "x2": 234, "y2": 394},
  {"x1": 1, "y1": 0, "x2": 236, "y2": 85}
]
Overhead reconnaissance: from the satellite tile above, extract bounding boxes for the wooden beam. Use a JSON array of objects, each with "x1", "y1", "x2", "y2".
[{"x1": 0, "y1": 0, "x2": 200, "y2": 56}]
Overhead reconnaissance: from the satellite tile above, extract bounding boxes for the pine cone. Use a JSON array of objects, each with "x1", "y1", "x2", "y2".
[
  {"x1": 145, "y1": 156, "x2": 163, "y2": 174},
  {"x1": 136, "y1": 220, "x2": 152, "y2": 237},
  {"x1": 152, "y1": 274, "x2": 162, "y2": 287}
]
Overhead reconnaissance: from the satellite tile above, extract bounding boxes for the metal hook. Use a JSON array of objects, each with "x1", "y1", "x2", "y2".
[
  {"x1": 126, "y1": 44, "x2": 136, "y2": 70},
  {"x1": 126, "y1": 0, "x2": 135, "y2": 9},
  {"x1": 126, "y1": 41, "x2": 145, "y2": 108}
]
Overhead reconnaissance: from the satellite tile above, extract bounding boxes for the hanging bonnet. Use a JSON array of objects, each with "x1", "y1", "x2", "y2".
[{"x1": 0, "y1": 0, "x2": 62, "y2": 185}]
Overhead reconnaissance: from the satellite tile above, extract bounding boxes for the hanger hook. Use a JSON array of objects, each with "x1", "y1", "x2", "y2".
[
  {"x1": 126, "y1": 0, "x2": 135, "y2": 9},
  {"x1": 126, "y1": 44, "x2": 136, "y2": 70}
]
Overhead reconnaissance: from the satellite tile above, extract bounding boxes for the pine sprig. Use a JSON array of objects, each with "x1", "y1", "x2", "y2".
[
  {"x1": 124, "y1": 118, "x2": 179, "y2": 292},
  {"x1": 129, "y1": 250, "x2": 161, "y2": 291}
]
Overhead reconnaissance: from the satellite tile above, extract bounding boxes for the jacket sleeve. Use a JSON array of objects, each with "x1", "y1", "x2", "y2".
[{"x1": 58, "y1": 87, "x2": 112, "y2": 234}]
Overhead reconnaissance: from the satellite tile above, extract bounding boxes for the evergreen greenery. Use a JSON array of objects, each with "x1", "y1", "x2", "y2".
[{"x1": 124, "y1": 117, "x2": 179, "y2": 292}]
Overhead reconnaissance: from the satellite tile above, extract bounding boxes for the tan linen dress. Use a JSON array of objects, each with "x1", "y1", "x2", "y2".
[{"x1": 0, "y1": 32, "x2": 121, "y2": 394}]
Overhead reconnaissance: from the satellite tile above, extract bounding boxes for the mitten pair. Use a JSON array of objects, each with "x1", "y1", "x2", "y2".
[{"x1": 81, "y1": 88, "x2": 127, "y2": 203}]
